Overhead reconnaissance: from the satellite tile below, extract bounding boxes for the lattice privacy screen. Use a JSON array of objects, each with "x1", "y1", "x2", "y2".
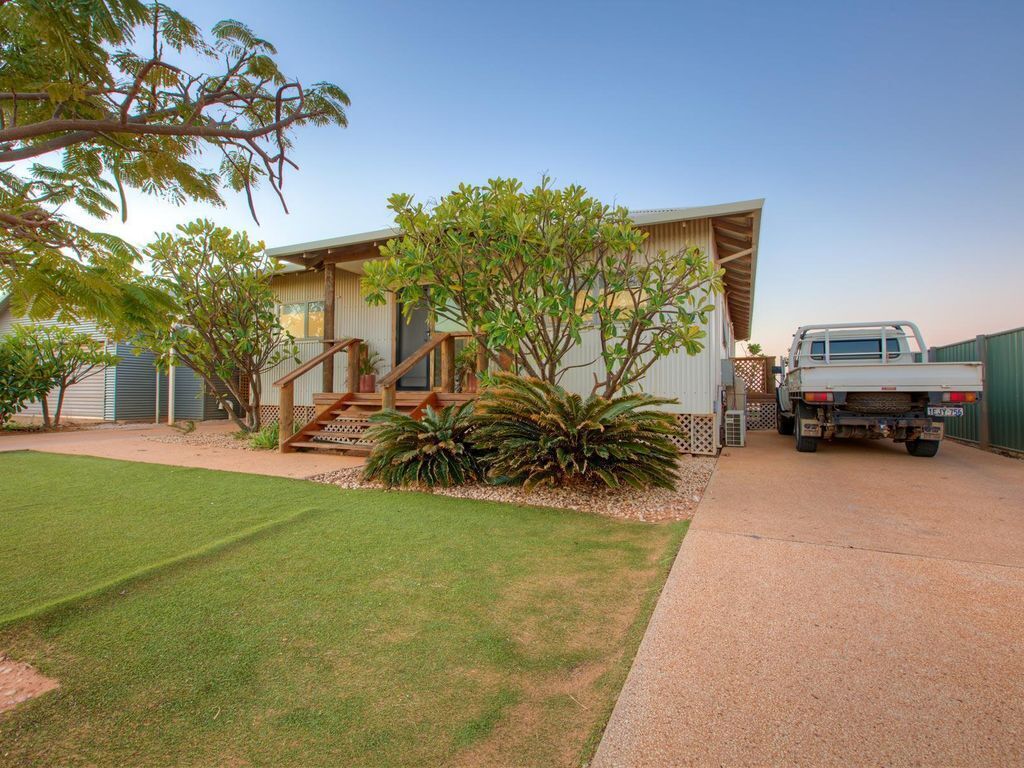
[
  {"x1": 669, "y1": 413, "x2": 717, "y2": 455},
  {"x1": 732, "y1": 356, "x2": 772, "y2": 395},
  {"x1": 744, "y1": 401, "x2": 778, "y2": 431}
]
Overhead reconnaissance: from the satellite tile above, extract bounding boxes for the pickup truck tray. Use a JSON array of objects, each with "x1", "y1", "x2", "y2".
[{"x1": 788, "y1": 362, "x2": 983, "y2": 393}]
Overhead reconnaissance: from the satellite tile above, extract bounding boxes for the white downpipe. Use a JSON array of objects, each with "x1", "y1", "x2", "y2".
[{"x1": 167, "y1": 349, "x2": 176, "y2": 425}]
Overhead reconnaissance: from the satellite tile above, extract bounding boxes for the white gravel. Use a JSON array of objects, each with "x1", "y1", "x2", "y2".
[{"x1": 309, "y1": 455, "x2": 717, "y2": 523}]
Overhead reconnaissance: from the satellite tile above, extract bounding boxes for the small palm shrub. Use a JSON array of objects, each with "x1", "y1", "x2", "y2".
[
  {"x1": 472, "y1": 374, "x2": 680, "y2": 490},
  {"x1": 363, "y1": 401, "x2": 480, "y2": 487}
]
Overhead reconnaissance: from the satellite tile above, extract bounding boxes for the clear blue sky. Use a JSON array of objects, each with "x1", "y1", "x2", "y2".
[{"x1": 103, "y1": 0, "x2": 1024, "y2": 355}]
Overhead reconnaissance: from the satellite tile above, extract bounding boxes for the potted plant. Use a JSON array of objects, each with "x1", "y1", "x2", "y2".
[
  {"x1": 455, "y1": 339, "x2": 478, "y2": 393},
  {"x1": 358, "y1": 344, "x2": 382, "y2": 393}
]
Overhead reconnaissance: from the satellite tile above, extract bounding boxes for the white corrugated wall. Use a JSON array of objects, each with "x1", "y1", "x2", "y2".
[
  {"x1": 558, "y1": 219, "x2": 725, "y2": 415},
  {"x1": 0, "y1": 306, "x2": 109, "y2": 420},
  {"x1": 263, "y1": 268, "x2": 392, "y2": 406}
]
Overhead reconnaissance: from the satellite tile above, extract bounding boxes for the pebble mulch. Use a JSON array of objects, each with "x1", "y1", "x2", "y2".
[
  {"x1": 309, "y1": 455, "x2": 717, "y2": 523},
  {"x1": 146, "y1": 430, "x2": 257, "y2": 451}
]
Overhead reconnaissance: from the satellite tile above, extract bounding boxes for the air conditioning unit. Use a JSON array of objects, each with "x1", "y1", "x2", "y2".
[{"x1": 724, "y1": 409, "x2": 746, "y2": 447}]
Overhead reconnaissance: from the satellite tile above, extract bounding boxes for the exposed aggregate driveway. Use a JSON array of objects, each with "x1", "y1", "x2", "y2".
[{"x1": 595, "y1": 433, "x2": 1024, "y2": 767}]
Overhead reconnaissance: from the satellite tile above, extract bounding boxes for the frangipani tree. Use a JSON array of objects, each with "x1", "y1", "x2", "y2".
[
  {"x1": 136, "y1": 219, "x2": 297, "y2": 432},
  {"x1": 362, "y1": 177, "x2": 723, "y2": 398},
  {"x1": 10, "y1": 324, "x2": 119, "y2": 426}
]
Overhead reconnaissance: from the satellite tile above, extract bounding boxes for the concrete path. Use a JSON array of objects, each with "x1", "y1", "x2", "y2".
[
  {"x1": 0, "y1": 421, "x2": 363, "y2": 478},
  {"x1": 595, "y1": 433, "x2": 1024, "y2": 767}
]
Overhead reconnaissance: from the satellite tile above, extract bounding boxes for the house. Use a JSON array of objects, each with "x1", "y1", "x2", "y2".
[
  {"x1": 262, "y1": 199, "x2": 762, "y2": 455},
  {"x1": 0, "y1": 296, "x2": 230, "y2": 424}
]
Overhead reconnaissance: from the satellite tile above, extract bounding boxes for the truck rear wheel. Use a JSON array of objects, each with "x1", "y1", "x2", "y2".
[
  {"x1": 777, "y1": 402, "x2": 795, "y2": 435},
  {"x1": 905, "y1": 438, "x2": 940, "y2": 458},
  {"x1": 794, "y1": 402, "x2": 818, "y2": 453}
]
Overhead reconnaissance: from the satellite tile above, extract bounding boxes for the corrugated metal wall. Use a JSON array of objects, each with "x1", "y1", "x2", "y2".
[
  {"x1": 558, "y1": 219, "x2": 723, "y2": 416},
  {"x1": 932, "y1": 327, "x2": 1024, "y2": 453},
  {"x1": 0, "y1": 307, "x2": 108, "y2": 420},
  {"x1": 1, "y1": 304, "x2": 228, "y2": 423},
  {"x1": 263, "y1": 268, "x2": 392, "y2": 406},
  {"x1": 154, "y1": 366, "x2": 234, "y2": 421},
  {"x1": 108, "y1": 344, "x2": 159, "y2": 421}
]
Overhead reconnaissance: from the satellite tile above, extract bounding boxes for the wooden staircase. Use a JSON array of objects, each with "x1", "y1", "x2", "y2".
[
  {"x1": 273, "y1": 331, "x2": 482, "y2": 456},
  {"x1": 285, "y1": 391, "x2": 439, "y2": 455}
]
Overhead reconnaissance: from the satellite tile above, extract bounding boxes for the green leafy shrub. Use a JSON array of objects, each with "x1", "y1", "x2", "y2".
[
  {"x1": 0, "y1": 336, "x2": 50, "y2": 427},
  {"x1": 363, "y1": 402, "x2": 480, "y2": 487},
  {"x1": 249, "y1": 421, "x2": 280, "y2": 450},
  {"x1": 472, "y1": 374, "x2": 680, "y2": 490}
]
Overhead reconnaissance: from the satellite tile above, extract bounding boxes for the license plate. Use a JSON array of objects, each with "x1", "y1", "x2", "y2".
[{"x1": 928, "y1": 406, "x2": 964, "y2": 417}]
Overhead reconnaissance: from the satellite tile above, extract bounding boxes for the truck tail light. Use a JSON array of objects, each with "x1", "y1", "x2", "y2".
[
  {"x1": 943, "y1": 392, "x2": 977, "y2": 403},
  {"x1": 804, "y1": 392, "x2": 833, "y2": 402}
]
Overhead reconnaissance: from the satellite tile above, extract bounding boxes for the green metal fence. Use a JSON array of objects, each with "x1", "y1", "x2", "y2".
[{"x1": 931, "y1": 327, "x2": 1024, "y2": 453}]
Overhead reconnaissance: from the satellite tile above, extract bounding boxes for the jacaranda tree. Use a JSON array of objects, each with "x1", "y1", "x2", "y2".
[{"x1": 0, "y1": 0, "x2": 349, "y2": 322}]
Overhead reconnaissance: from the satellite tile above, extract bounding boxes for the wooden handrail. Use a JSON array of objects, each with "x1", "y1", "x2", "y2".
[
  {"x1": 377, "y1": 331, "x2": 473, "y2": 389},
  {"x1": 276, "y1": 337, "x2": 361, "y2": 452},
  {"x1": 273, "y1": 337, "x2": 361, "y2": 388}
]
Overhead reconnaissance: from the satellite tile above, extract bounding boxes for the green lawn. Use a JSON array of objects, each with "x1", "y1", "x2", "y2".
[{"x1": 0, "y1": 452, "x2": 684, "y2": 767}]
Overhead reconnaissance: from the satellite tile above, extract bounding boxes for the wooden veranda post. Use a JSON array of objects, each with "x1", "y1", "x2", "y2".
[
  {"x1": 440, "y1": 335, "x2": 455, "y2": 392},
  {"x1": 279, "y1": 383, "x2": 294, "y2": 450},
  {"x1": 322, "y1": 265, "x2": 336, "y2": 392}
]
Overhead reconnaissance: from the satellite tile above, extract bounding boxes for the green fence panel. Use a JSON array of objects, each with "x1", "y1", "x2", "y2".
[
  {"x1": 932, "y1": 339, "x2": 981, "y2": 443},
  {"x1": 986, "y1": 328, "x2": 1024, "y2": 453},
  {"x1": 933, "y1": 328, "x2": 1024, "y2": 453}
]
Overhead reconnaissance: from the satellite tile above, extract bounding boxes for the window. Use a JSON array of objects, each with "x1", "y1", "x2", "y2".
[
  {"x1": 279, "y1": 303, "x2": 306, "y2": 338},
  {"x1": 278, "y1": 301, "x2": 326, "y2": 339},
  {"x1": 307, "y1": 301, "x2": 325, "y2": 337},
  {"x1": 809, "y1": 338, "x2": 900, "y2": 361}
]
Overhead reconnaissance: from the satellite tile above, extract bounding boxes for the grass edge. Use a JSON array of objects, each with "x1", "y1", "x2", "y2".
[{"x1": 577, "y1": 519, "x2": 689, "y2": 765}]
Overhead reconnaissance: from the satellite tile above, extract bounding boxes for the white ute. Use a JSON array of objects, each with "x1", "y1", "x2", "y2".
[{"x1": 775, "y1": 321, "x2": 983, "y2": 456}]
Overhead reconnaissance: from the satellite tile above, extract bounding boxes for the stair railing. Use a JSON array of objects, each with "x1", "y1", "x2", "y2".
[
  {"x1": 376, "y1": 331, "x2": 475, "y2": 409},
  {"x1": 273, "y1": 337, "x2": 361, "y2": 451}
]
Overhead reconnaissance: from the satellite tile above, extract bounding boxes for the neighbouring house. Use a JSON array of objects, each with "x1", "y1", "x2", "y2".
[
  {"x1": 0, "y1": 296, "x2": 231, "y2": 424},
  {"x1": 262, "y1": 199, "x2": 762, "y2": 455}
]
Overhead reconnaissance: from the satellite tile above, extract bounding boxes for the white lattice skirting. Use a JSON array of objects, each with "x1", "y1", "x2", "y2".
[
  {"x1": 745, "y1": 401, "x2": 778, "y2": 431},
  {"x1": 259, "y1": 404, "x2": 316, "y2": 427},
  {"x1": 669, "y1": 413, "x2": 717, "y2": 455}
]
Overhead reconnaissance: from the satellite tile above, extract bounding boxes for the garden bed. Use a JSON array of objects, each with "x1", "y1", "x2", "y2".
[{"x1": 310, "y1": 455, "x2": 716, "y2": 522}]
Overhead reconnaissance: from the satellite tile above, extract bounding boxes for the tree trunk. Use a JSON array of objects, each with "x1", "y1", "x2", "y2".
[
  {"x1": 53, "y1": 384, "x2": 67, "y2": 426},
  {"x1": 40, "y1": 396, "x2": 51, "y2": 428},
  {"x1": 248, "y1": 375, "x2": 262, "y2": 432}
]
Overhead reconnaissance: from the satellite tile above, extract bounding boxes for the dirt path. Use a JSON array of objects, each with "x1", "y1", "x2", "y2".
[
  {"x1": 0, "y1": 656, "x2": 58, "y2": 714},
  {"x1": 594, "y1": 433, "x2": 1024, "y2": 766}
]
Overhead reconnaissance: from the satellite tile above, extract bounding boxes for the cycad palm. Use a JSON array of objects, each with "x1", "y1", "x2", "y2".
[
  {"x1": 472, "y1": 374, "x2": 680, "y2": 490},
  {"x1": 363, "y1": 402, "x2": 479, "y2": 488}
]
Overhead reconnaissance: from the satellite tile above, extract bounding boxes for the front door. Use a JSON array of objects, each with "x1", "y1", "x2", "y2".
[{"x1": 396, "y1": 301, "x2": 431, "y2": 390}]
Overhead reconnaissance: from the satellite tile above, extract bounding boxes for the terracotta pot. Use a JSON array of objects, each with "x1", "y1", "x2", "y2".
[
  {"x1": 463, "y1": 372, "x2": 478, "y2": 393},
  {"x1": 358, "y1": 374, "x2": 376, "y2": 393}
]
